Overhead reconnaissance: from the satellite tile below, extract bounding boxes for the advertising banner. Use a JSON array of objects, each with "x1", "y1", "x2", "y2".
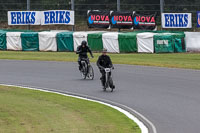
[
  {"x1": 87, "y1": 10, "x2": 110, "y2": 28},
  {"x1": 41, "y1": 10, "x2": 74, "y2": 25},
  {"x1": 197, "y1": 11, "x2": 200, "y2": 28},
  {"x1": 8, "y1": 11, "x2": 41, "y2": 25},
  {"x1": 162, "y1": 13, "x2": 192, "y2": 28},
  {"x1": 133, "y1": 13, "x2": 157, "y2": 30},
  {"x1": 110, "y1": 11, "x2": 133, "y2": 29}
]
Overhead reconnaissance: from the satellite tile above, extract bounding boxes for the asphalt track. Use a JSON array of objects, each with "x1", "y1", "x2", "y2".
[{"x1": 1, "y1": 60, "x2": 200, "y2": 133}]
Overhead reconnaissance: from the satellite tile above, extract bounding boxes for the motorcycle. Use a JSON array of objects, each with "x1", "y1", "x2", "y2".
[
  {"x1": 103, "y1": 67, "x2": 115, "y2": 92},
  {"x1": 80, "y1": 58, "x2": 94, "y2": 80}
]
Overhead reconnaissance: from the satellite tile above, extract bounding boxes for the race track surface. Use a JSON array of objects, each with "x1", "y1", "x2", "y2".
[{"x1": 0, "y1": 60, "x2": 200, "y2": 133}]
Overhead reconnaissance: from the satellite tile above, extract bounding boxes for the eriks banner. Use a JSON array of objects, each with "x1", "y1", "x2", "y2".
[
  {"x1": 162, "y1": 13, "x2": 192, "y2": 28},
  {"x1": 41, "y1": 10, "x2": 74, "y2": 25},
  {"x1": 8, "y1": 11, "x2": 41, "y2": 25},
  {"x1": 8, "y1": 10, "x2": 74, "y2": 25}
]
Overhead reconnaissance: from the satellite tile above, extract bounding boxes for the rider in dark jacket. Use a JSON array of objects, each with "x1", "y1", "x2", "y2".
[
  {"x1": 97, "y1": 48, "x2": 115, "y2": 89},
  {"x1": 76, "y1": 40, "x2": 93, "y2": 71}
]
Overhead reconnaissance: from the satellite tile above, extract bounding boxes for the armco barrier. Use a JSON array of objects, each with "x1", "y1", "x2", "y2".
[{"x1": 1, "y1": 30, "x2": 200, "y2": 53}]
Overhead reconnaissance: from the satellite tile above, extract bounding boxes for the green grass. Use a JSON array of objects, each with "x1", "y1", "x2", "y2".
[
  {"x1": 0, "y1": 85, "x2": 140, "y2": 133},
  {"x1": 0, "y1": 51, "x2": 200, "y2": 69}
]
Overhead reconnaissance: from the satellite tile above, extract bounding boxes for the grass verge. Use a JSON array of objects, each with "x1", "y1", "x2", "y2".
[
  {"x1": 0, "y1": 51, "x2": 200, "y2": 69},
  {"x1": 0, "y1": 85, "x2": 140, "y2": 133}
]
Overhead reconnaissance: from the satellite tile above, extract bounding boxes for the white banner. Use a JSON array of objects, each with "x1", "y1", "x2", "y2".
[
  {"x1": 185, "y1": 32, "x2": 200, "y2": 52},
  {"x1": 8, "y1": 11, "x2": 41, "y2": 25},
  {"x1": 41, "y1": 10, "x2": 74, "y2": 25},
  {"x1": 162, "y1": 13, "x2": 192, "y2": 28}
]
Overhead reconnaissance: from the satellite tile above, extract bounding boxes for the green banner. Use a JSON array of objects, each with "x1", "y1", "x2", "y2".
[
  {"x1": 118, "y1": 31, "x2": 144, "y2": 53},
  {"x1": 21, "y1": 32, "x2": 39, "y2": 51},
  {"x1": 87, "y1": 32, "x2": 104, "y2": 52},
  {"x1": 57, "y1": 32, "x2": 74, "y2": 52},
  {"x1": 173, "y1": 33, "x2": 186, "y2": 53},
  {"x1": 0, "y1": 30, "x2": 7, "y2": 50},
  {"x1": 154, "y1": 34, "x2": 174, "y2": 53}
]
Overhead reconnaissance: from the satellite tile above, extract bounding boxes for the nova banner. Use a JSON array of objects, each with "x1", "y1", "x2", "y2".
[
  {"x1": 41, "y1": 10, "x2": 74, "y2": 25},
  {"x1": 133, "y1": 13, "x2": 157, "y2": 30},
  {"x1": 110, "y1": 11, "x2": 133, "y2": 29},
  {"x1": 87, "y1": 10, "x2": 110, "y2": 28},
  {"x1": 162, "y1": 13, "x2": 192, "y2": 28},
  {"x1": 8, "y1": 11, "x2": 41, "y2": 25},
  {"x1": 197, "y1": 11, "x2": 200, "y2": 28}
]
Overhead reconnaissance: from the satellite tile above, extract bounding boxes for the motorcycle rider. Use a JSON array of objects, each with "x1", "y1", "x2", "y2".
[
  {"x1": 76, "y1": 40, "x2": 93, "y2": 71},
  {"x1": 97, "y1": 48, "x2": 115, "y2": 89}
]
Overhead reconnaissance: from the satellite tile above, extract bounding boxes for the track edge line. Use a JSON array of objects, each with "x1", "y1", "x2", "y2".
[{"x1": 0, "y1": 83, "x2": 157, "y2": 133}]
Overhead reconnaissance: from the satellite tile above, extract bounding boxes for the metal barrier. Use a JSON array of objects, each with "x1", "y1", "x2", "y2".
[{"x1": 0, "y1": 0, "x2": 200, "y2": 31}]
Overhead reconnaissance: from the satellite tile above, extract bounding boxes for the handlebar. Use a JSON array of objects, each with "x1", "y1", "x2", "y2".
[
  {"x1": 100, "y1": 66, "x2": 114, "y2": 70},
  {"x1": 105, "y1": 68, "x2": 111, "y2": 73}
]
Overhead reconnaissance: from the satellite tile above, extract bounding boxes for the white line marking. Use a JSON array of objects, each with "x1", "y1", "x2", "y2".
[{"x1": 0, "y1": 83, "x2": 156, "y2": 133}]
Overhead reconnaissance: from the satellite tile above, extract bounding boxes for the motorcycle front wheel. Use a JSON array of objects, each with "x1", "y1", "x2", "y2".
[
  {"x1": 81, "y1": 65, "x2": 87, "y2": 79},
  {"x1": 87, "y1": 65, "x2": 94, "y2": 80}
]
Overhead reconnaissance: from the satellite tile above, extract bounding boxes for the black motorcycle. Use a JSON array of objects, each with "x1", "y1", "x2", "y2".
[
  {"x1": 103, "y1": 67, "x2": 115, "y2": 92},
  {"x1": 80, "y1": 58, "x2": 94, "y2": 80}
]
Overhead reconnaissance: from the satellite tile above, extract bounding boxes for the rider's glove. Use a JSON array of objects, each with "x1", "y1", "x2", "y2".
[
  {"x1": 91, "y1": 55, "x2": 94, "y2": 58},
  {"x1": 100, "y1": 66, "x2": 104, "y2": 70}
]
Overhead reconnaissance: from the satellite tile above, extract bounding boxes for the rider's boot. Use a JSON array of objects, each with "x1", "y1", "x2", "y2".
[
  {"x1": 79, "y1": 66, "x2": 83, "y2": 72},
  {"x1": 112, "y1": 85, "x2": 115, "y2": 89},
  {"x1": 100, "y1": 77, "x2": 106, "y2": 90},
  {"x1": 109, "y1": 84, "x2": 115, "y2": 89},
  {"x1": 103, "y1": 86, "x2": 106, "y2": 91}
]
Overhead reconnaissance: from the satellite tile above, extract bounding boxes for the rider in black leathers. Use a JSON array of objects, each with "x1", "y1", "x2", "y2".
[
  {"x1": 97, "y1": 48, "x2": 115, "y2": 89},
  {"x1": 76, "y1": 40, "x2": 93, "y2": 71}
]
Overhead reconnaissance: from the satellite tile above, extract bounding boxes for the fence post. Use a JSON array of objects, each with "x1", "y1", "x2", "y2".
[
  {"x1": 117, "y1": 0, "x2": 120, "y2": 32},
  {"x1": 27, "y1": 0, "x2": 30, "y2": 30},
  {"x1": 160, "y1": 0, "x2": 164, "y2": 30},
  {"x1": 71, "y1": 0, "x2": 75, "y2": 31},
  {"x1": 117, "y1": 0, "x2": 120, "y2": 11}
]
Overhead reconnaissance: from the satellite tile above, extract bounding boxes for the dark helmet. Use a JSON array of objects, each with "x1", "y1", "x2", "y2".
[
  {"x1": 102, "y1": 48, "x2": 107, "y2": 52},
  {"x1": 81, "y1": 40, "x2": 87, "y2": 47}
]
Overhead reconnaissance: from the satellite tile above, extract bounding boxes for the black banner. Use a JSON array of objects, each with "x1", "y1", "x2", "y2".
[
  {"x1": 133, "y1": 13, "x2": 157, "y2": 30},
  {"x1": 87, "y1": 10, "x2": 110, "y2": 28},
  {"x1": 110, "y1": 11, "x2": 133, "y2": 29}
]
